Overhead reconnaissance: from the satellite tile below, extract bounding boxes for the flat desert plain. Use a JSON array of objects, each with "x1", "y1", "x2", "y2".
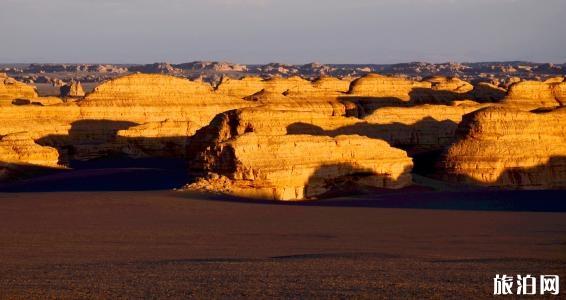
[{"x1": 0, "y1": 189, "x2": 564, "y2": 298}]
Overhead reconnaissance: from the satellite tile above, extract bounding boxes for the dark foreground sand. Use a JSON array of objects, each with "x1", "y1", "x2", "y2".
[{"x1": 0, "y1": 190, "x2": 564, "y2": 299}]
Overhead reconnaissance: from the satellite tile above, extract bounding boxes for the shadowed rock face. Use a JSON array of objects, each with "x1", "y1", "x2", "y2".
[
  {"x1": 117, "y1": 120, "x2": 200, "y2": 158},
  {"x1": 439, "y1": 106, "x2": 566, "y2": 189}
]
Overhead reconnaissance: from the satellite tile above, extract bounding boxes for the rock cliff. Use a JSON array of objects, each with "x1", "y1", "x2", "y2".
[
  {"x1": 502, "y1": 80, "x2": 562, "y2": 110},
  {"x1": 439, "y1": 106, "x2": 566, "y2": 189},
  {"x1": 187, "y1": 133, "x2": 413, "y2": 201}
]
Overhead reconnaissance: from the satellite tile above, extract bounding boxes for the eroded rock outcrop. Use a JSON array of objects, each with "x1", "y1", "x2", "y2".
[
  {"x1": 186, "y1": 107, "x2": 413, "y2": 200},
  {"x1": 0, "y1": 133, "x2": 61, "y2": 167},
  {"x1": 502, "y1": 80, "x2": 562, "y2": 110},
  {"x1": 0, "y1": 73, "x2": 38, "y2": 106},
  {"x1": 187, "y1": 133, "x2": 413, "y2": 201},
  {"x1": 60, "y1": 81, "x2": 86, "y2": 98},
  {"x1": 362, "y1": 101, "x2": 491, "y2": 153},
  {"x1": 79, "y1": 73, "x2": 252, "y2": 125},
  {"x1": 439, "y1": 106, "x2": 566, "y2": 189},
  {"x1": 0, "y1": 133, "x2": 62, "y2": 181},
  {"x1": 347, "y1": 74, "x2": 431, "y2": 100}
]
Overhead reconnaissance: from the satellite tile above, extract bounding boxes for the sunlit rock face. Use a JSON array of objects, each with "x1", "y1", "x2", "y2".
[
  {"x1": 0, "y1": 73, "x2": 39, "y2": 106},
  {"x1": 347, "y1": 74, "x2": 432, "y2": 100},
  {"x1": 187, "y1": 133, "x2": 413, "y2": 201},
  {"x1": 0, "y1": 132, "x2": 62, "y2": 181},
  {"x1": 60, "y1": 81, "x2": 85, "y2": 98},
  {"x1": 551, "y1": 79, "x2": 566, "y2": 105},
  {"x1": 502, "y1": 80, "x2": 563, "y2": 110},
  {"x1": 79, "y1": 73, "x2": 253, "y2": 126},
  {"x1": 439, "y1": 106, "x2": 566, "y2": 189},
  {"x1": 362, "y1": 101, "x2": 491, "y2": 154},
  {"x1": 186, "y1": 108, "x2": 413, "y2": 201},
  {"x1": 0, "y1": 133, "x2": 61, "y2": 167},
  {"x1": 215, "y1": 75, "x2": 351, "y2": 99}
]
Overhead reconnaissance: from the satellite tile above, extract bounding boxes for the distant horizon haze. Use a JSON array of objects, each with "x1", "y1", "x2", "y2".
[{"x1": 1, "y1": 0, "x2": 565, "y2": 64}]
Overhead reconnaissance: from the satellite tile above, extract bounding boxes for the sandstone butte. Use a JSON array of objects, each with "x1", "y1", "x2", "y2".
[
  {"x1": 60, "y1": 80, "x2": 86, "y2": 98},
  {"x1": 0, "y1": 132, "x2": 62, "y2": 181},
  {"x1": 502, "y1": 78, "x2": 565, "y2": 110},
  {"x1": 1, "y1": 72, "x2": 565, "y2": 198},
  {"x1": 183, "y1": 107, "x2": 412, "y2": 200},
  {"x1": 439, "y1": 106, "x2": 566, "y2": 189},
  {"x1": 0, "y1": 73, "x2": 39, "y2": 106}
]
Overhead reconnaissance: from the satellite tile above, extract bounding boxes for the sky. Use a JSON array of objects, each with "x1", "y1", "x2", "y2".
[{"x1": 0, "y1": 0, "x2": 564, "y2": 64}]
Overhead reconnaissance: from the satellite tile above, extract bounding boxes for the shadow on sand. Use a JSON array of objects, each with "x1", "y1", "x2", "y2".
[{"x1": 176, "y1": 188, "x2": 566, "y2": 213}]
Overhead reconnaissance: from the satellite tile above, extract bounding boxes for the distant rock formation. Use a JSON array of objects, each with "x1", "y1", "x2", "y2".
[
  {"x1": 347, "y1": 73, "x2": 431, "y2": 101},
  {"x1": 439, "y1": 106, "x2": 566, "y2": 189},
  {"x1": 60, "y1": 81, "x2": 86, "y2": 98}
]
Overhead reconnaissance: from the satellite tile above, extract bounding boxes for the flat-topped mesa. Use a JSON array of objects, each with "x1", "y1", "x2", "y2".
[
  {"x1": 347, "y1": 73, "x2": 432, "y2": 100},
  {"x1": 363, "y1": 101, "x2": 491, "y2": 154},
  {"x1": 502, "y1": 80, "x2": 563, "y2": 110},
  {"x1": 117, "y1": 119, "x2": 200, "y2": 158},
  {"x1": 243, "y1": 89, "x2": 358, "y2": 117},
  {"x1": 0, "y1": 73, "x2": 38, "y2": 106},
  {"x1": 439, "y1": 106, "x2": 566, "y2": 189},
  {"x1": 311, "y1": 76, "x2": 351, "y2": 94},
  {"x1": 187, "y1": 134, "x2": 413, "y2": 201},
  {"x1": 214, "y1": 76, "x2": 265, "y2": 98},
  {"x1": 81, "y1": 73, "x2": 214, "y2": 106},
  {"x1": 215, "y1": 75, "x2": 351, "y2": 99},
  {"x1": 78, "y1": 73, "x2": 253, "y2": 125}
]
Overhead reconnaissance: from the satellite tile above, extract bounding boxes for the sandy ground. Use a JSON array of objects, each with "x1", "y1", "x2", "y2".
[{"x1": 0, "y1": 190, "x2": 564, "y2": 298}]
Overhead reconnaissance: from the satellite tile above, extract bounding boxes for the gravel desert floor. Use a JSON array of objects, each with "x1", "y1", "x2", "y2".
[{"x1": 0, "y1": 189, "x2": 564, "y2": 299}]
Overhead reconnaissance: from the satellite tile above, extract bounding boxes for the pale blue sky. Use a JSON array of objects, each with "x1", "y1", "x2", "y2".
[{"x1": 0, "y1": 0, "x2": 564, "y2": 64}]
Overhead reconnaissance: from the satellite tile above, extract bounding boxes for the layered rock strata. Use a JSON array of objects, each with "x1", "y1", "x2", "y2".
[
  {"x1": 187, "y1": 133, "x2": 413, "y2": 201},
  {"x1": 362, "y1": 101, "x2": 491, "y2": 153},
  {"x1": 0, "y1": 73, "x2": 38, "y2": 106},
  {"x1": 439, "y1": 107, "x2": 566, "y2": 189},
  {"x1": 0, "y1": 133, "x2": 62, "y2": 181},
  {"x1": 502, "y1": 80, "x2": 563, "y2": 110}
]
